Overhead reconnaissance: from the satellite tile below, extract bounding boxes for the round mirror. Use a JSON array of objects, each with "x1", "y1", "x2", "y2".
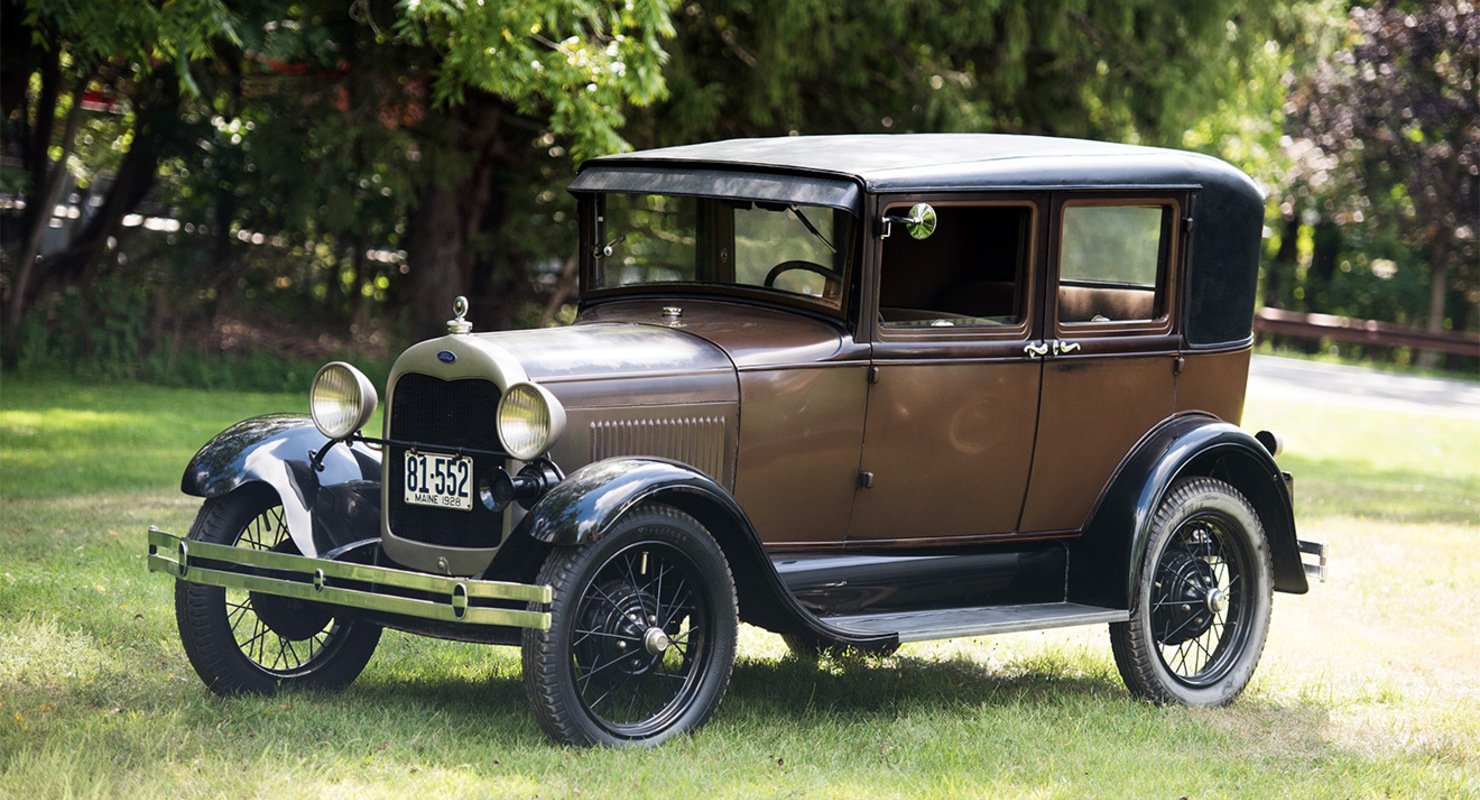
[{"x1": 905, "y1": 202, "x2": 937, "y2": 240}]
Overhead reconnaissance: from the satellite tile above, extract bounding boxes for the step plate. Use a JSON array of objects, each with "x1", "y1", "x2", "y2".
[{"x1": 825, "y1": 602, "x2": 1129, "y2": 643}]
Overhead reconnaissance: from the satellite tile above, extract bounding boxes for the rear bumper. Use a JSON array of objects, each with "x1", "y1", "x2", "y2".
[
  {"x1": 147, "y1": 526, "x2": 552, "y2": 630},
  {"x1": 1298, "y1": 538, "x2": 1328, "y2": 583}
]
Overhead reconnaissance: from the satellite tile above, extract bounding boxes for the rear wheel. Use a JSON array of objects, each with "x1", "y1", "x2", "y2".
[
  {"x1": 175, "y1": 485, "x2": 380, "y2": 694},
  {"x1": 522, "y1": 504, "x2": 738, "y2": 747},
  {"x1": 1110, "y1": 477, "x2": 1272, "y2": 706}
]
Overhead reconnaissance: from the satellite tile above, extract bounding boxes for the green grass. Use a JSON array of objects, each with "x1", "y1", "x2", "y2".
[{"x1": 2, "y1": 372, "x2": 1477, "y2": 798}]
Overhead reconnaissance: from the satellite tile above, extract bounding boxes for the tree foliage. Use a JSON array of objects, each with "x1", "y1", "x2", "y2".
[
  {"x1": 3, "y1": 0, "x2": 1472, "y2": 381},
  {"x1": 647, "y1": 0, "x2": 1290, "y2": 146},
  {"x1": 1282, "y1": 0, "x2": 1478, "y2": 361}
]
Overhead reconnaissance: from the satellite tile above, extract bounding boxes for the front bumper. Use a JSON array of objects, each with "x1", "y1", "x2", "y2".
[{"x1": 147, "y1": 527, "x2": 552, "y2": 630}]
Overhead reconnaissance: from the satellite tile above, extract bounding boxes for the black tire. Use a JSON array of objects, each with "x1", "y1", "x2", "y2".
[
  {"x1": 1110, "y1": 477, "x2": 1273, "y2": 706},
  {"x1": 522, "y1": 503, "x2": 738, "y2": 747},
  {"x1": 781, "y1": 632, "x2": 899, "y2": 660},
  {"x1": 175, "y1": 485, "x2": 381, "y2": 695}
]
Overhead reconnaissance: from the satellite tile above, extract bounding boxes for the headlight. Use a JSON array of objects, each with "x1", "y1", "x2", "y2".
[
  {"x1": 310, "y1": 362, "x2": 378, "y2": 440},
  {"x1": 497, "y1": 382, "x2": 566, "y2": 460}
]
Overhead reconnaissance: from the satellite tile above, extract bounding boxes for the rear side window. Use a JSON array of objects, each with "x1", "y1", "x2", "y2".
[{"x1": 1058, "y1": 204, "x2": 1170, "y2": 324}]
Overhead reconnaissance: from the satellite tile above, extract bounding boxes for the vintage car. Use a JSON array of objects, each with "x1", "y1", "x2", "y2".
[{"x1": 148, "y1": 134, "x2": 1327, "y2": 747}]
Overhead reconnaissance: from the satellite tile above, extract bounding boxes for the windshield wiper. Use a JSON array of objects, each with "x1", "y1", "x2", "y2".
[
  {"x1": 593, "y1": 233, "x2": 625, "y2": 259},
  {"x1": 788, "y1": 206, "x2": 836, "y2": 253}
]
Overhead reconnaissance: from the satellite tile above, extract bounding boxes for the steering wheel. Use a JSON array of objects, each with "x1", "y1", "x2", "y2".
[{"x1": 763, "y1": 260, "x2": 842, "y2": 290}]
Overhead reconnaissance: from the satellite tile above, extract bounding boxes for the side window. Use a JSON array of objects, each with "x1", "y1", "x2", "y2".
[
  {"x1": 1058, "y1": 204, "x2": 1170, "y2": 324},
  {"x1": 878, "y1": 204, "x2": 1032, "y2": 329}
]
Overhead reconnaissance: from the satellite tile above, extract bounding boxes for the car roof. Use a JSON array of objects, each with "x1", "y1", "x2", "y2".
[{"x1": 585, "y1": 134, "x2": 1259, "y2": 195}]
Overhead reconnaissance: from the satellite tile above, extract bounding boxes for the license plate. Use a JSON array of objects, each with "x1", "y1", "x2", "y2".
[{"x1": 403, "y1": 450, "x2": 474, "y2": 511}]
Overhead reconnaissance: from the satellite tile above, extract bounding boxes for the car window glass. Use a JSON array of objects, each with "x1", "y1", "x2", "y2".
[
  {"x1": 592, "y1": 194, "x2": 849, "y2": 309},
  {"x1": 878, "y1": 204, "x2": 1032, "y2": 329},
  {"x1": 1058, "y1": 204, "x2": 1168, "y2": 323},
  {"x1": 734, "y1": 206, "x2": 842, "y2": 299}
]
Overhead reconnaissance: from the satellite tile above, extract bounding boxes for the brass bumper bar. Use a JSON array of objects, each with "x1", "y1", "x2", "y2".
[{"x1": 147, "y1": 527, "x2": 552, "y2": 630}]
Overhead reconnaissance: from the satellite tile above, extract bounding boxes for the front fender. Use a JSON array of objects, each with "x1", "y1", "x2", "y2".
[
  {"x1": 516, "y1": 457, "x2": 737, "y2": 546},
  {"x1": 514, "y1": 457, "x2": 896, "y2": 649},
  {"x1": 181, "y1": 414, "x2": 381, "y2": 557},
  {"x1": 1068, "y1": 415, "x2": 1305, "y2": 610}
]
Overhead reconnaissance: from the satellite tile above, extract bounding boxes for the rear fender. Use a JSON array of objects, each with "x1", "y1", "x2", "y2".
[
  {"x1": 181, "y1": 414, "x2": 381, "y2": 557},
  {"x1": 1068, "y1": 415, "x2": 1306, "y2": 610},
  {"x1": 516, "y1": 457, "x2": 895, "y2": 648}
]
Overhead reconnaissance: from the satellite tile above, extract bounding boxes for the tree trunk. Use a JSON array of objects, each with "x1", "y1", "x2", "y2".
[
  {"x1": 403, "y1": 98, "x2": 505, "y2": 337},
  {"x1": 1266, "y1": 212, "x2": 1299, "y2": 309},
  {"x1": 1417, "y1": 241, "x2": 1449, "y2": 369},
  {"x1": 5, "y1": 74, "x2": 86, "y2": 340},
  {"x1": 34, "y1": 69, "x2": 177, "y2": 295}
]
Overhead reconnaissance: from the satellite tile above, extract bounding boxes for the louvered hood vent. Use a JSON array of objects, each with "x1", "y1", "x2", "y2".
[{"x1": 589, "y1": 416, "x2": 728, "y2": 482}]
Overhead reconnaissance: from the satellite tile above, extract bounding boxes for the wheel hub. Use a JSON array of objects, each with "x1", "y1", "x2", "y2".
[
  {"x1": 578, "y1": 581, "x2": 665, "y2": 679},
  {"x1": 249, "y1": 591, "x2": 334, "y2": 640},
  {"x1": 1151, "y1": 550, "x2": 1220, "y2": 646},
  {"x1": 643, "y1": 627, "x2": 671, "y2": 655}
]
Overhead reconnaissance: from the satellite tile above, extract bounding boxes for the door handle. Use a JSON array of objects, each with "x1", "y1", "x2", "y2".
[
  {"x1": 1052, "y1": 340, "x2": 1082, "y2": 356},
  {"x1": 1023, "y1": 342, "x2": 1050, "y2": 359}
]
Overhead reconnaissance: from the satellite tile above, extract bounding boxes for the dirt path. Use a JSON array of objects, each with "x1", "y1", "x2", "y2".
[{"x1": 1248, "y1": 355, "x2": 1480, "y2": 420}]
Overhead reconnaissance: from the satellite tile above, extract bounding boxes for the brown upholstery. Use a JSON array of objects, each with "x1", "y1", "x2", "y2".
[{"x1": 1058, "y1": 284, "x2": 1157, "y2": 322}]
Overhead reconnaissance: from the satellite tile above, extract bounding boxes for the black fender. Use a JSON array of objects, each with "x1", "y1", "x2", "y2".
[
  {"x1": 181, "y1": 414, "x2": 382, "y2": 558},
  {"x1": 1067, "y1": 414, "x2": 1307, "y2": 610},
  {"x1": 515, "y1": 457, "x2": 897, "y2": 648}
]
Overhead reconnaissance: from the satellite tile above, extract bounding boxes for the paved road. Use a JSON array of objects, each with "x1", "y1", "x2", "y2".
[{"x1": 1248, "y1": 355, "x2": 1480, "y2": 420}]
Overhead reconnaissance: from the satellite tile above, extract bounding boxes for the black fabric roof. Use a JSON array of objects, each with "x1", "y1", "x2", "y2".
[{"x1": 582, "y1": 134, "x2": 1262, "y2": 197}]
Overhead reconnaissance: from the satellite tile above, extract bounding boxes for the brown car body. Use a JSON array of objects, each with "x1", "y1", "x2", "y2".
[{"x1": 156, "y1": 135, "x2": 1324, "y2": 746}]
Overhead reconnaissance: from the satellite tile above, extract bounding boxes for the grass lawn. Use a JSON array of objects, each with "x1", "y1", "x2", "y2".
[{"x1": 1, "y1": 370, "x2": 1476, "y2": 798}]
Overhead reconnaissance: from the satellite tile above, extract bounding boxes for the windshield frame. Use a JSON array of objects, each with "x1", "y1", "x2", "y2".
[{"x1": 577, "y1": 191, "x2": 862, "y2": 320}]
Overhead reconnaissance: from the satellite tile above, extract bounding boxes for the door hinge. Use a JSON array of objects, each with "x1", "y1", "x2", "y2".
[
  {"x1": 1183, "y1": 216, "x2": 1195, "y2": 234},
  {"x1": 857, "y1": 471, "x2": 875, "y2": 489},
  {"x1": 868, "y1": 365, "x2": 880, "y2": 384},
  {"x1": 1173, "y1": 355, "x2": 1185, "y2": 375}
]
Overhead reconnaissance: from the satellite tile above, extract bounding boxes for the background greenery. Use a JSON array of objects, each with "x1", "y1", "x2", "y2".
[
  {"x1": 1, "y1": 369, "x2": 1475, "y2": 797},
  {"x1": 1, "y1": 0, "x2": 1475, "y2": 385}
]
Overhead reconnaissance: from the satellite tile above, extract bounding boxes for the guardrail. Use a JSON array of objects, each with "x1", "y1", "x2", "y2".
[{"x1": 1254, "y1": 308, "x2": 1480, "y2": 358}]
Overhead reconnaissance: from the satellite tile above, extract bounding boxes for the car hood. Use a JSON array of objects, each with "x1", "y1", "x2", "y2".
[
  {"x1": 577, "y1": 298, "x2": 857, "y2": 369},
  {"x1": 474, "y1": 322, "x2": 735, "y2": 383}
]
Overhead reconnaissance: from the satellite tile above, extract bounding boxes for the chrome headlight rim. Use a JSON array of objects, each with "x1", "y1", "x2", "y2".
[
  {"x1": 310, "y1": 361, "x2": 378, "y2": 441},
  {"x1": 497, "y1": 381, "x2": 566, "y2": 461}
]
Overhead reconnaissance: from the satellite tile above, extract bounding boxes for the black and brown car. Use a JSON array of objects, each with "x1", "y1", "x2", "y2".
[{"x1": 149, "y1": 134, "x2": 1327, "y2": 747}]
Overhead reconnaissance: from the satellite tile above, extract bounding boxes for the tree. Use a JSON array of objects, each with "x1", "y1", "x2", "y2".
[
  {"x1": 1286, "y1": 0, "x2": 1479, "y2": 364},
  {"x1": 0, "y1": 0, "x2": 238, "y2": 348},
  {"x1": 383, "y1": 0, "x2": 676, "y2": 334},
  {"x1": 641, "y1": 1, "x2": 1292, "y2": 147}
]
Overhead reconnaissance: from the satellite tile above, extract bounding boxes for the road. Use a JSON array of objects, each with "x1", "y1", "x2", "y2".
[{"x1": 1248, "y1": 354, "x2": 1480, "y2": 420}]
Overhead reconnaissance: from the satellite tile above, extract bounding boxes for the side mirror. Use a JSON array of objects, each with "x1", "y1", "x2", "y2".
[{"x1": 880, "y1": 203, "x2": 937, "y2": 240}]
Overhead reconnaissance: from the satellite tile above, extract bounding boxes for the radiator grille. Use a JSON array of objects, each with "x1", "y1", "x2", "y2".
[
  {"x1": 386, "y1": 373, "x2": 505, "y2": 548},
  {"x1": 589, "y1": 416, "x2": 727, "y2": 481}
]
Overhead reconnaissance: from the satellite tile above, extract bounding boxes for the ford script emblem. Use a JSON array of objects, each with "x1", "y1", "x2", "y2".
[{"x1": 437, "y1": 350, "x2": 456, "y2": 364}]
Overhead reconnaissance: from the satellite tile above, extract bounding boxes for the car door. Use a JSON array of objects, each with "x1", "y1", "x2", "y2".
[
  {"x1": 1016, "y1": 193, "x2": 1186, "y2": 534},
  {"x1": 846, "y1": 196, "x2": 1046, "y2": 544}
]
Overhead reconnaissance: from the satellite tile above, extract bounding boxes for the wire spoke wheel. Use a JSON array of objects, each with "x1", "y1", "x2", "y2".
[
  {"x1": 1148, "y1": 512, "x2": 1251, "y2": 687},
  {"x1": 524, "y1": 503, "x2": 737, "y2": 747},
  {"x1": 223, "y1": 505, "x2": 340, "y2": 676},
  {"x1": 175, "y1": 485, "x2": 380, "y2": 694},
  {"x1": 571, "y1": 542, "x2": 712, "y2": 736},
  {"x1": 1110, "y1": 477, "x2": 1272, "y2": 706}
]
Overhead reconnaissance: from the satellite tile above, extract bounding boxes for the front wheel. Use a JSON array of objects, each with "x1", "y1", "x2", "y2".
[
  {"x1": 1110, "y1": 477, "x2": 1273, "y2": 706},
  {"x1": 174, "y1": 485, "x2": 381, "y2": 695},
  {"x1": 522, "y1": 503, "x2": 738, "y2": 747}
]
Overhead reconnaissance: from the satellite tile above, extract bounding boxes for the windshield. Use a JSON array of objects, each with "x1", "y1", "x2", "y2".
[{"x1": 588, "y1": 193, "x2": 855, "y2": 310}]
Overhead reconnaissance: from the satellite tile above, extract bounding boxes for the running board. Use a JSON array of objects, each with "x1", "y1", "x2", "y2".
[{"x1": 822, "y1": 602, "x2": 1129, "y2": 643}]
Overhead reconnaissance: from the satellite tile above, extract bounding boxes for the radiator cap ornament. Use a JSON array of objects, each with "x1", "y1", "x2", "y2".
[{"x1": 447, "y1": 295, "x2": 472, "y2": 334}]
